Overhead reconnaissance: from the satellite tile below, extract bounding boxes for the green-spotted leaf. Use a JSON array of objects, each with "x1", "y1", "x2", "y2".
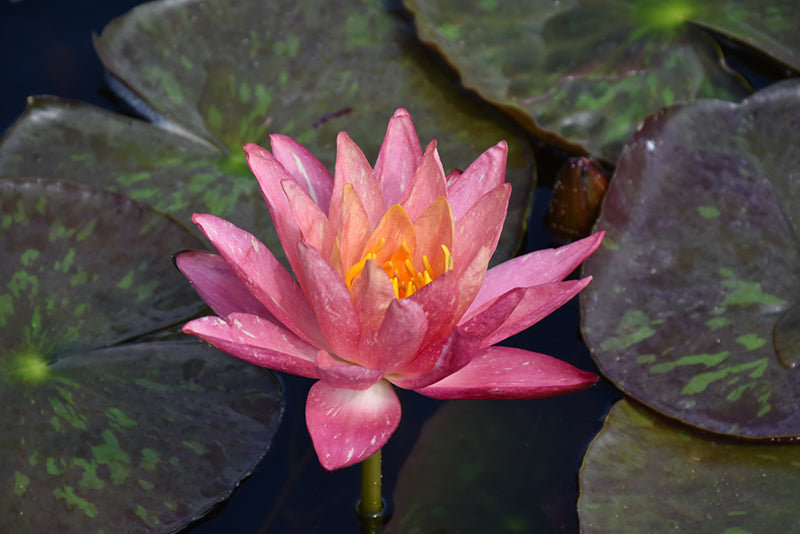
[
  {"x1": 580, "y1": 80, "x2": 800, "y2": 438},
  {"x1": 0, "y1": 179, "x2": 282, "y2": 532},
  {"x1": 3, "y1": 341, "x2": 282, "y2": 533},
  {"x1": 0, "y1": 178, "x2": 203, "y2": 354},
  {"x1": 403, "y1": 0, "x2": 789, "y2": 162},
  {"x1": 0, "y1": 0, "x2": 536, "y2": 262},
  {"x1": 579, "y1": 400, "x2": 800, "y2": 532}
]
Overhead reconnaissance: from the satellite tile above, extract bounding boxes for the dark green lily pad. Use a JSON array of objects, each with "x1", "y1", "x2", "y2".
[
  {"x1": 580, "y1": 79, "x2": 800, "y2": 438},
  {"x1": 403, "y1": 0, "x2": 790, "y2": 162},
  {"x1": 0, "y1": 179, "x2": 283, "y2": 532},
  {"x1": 4, "y1": 341, "x2": 281, "y2": 533},
  {"x1": 388, "y1": 394, "x2": 600, "y2": 532},
  {"x1": 0, "y1": 0, "x2": 536, "y2": 262},
  {"x1": 0, "y1": 178, "x2": 203, "y2": 355},
  {"x1": 579, "y1": 400, "x2": 800, "y2": 532}
]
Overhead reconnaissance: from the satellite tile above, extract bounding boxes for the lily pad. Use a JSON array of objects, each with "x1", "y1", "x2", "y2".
[
  {"x1": 0, "y1": 179, "x2": 283, "y2": 532},
  {"x1": 0, "y1": 0, "x2": 536, "y2": 262},
  {"x1": 579, "y1": 400, "x2": 800, "y2": 532},
  {"x1": 0, "y1": 178, "x2": 202, "y2": 354},
  {"x1": 388, "y1": 393, "x2": 603, "y2": 532},
  {"x1": 403, "y1": 0, "x2": 788, "y2": 162},
  {"x1": 580, "y1": 79, "x2": 800, "y2": 438}
]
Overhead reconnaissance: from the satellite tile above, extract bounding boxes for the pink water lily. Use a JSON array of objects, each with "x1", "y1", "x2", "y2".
[{"x1": 176, "y1": 109, "x2": 603, "y2": 470}]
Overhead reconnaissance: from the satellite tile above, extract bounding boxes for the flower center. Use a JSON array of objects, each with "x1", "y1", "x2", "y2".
[{"x1": 345, "y1": 238, "x2": 452, "y2": 299}]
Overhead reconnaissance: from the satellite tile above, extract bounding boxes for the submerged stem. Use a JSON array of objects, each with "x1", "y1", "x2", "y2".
[{"x1": 359, "y1": 449, "x2": 383, "y2": 517}]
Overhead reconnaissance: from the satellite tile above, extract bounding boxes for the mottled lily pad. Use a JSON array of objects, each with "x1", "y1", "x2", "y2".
[
  {"x1": 388, "y1": 394, "x2": 601, "y2": 532},
  {"x1": 403, "y1": 0, "x2": 800, "y2": 162},
  {"x1": 0, "y1": 0, "x2": 536, "y2": 262},
  {"x1": 580, "y1": 79, "x2": 800, "y2": 438},
  {"x1": 579, "y1": 400, "x2": 800, "y2": 532},
  {"x1": 0, "y1": 178, "x2": 202, "y2": 354},
  {"x1": 1, "y1": 179, "x2": 282, "y2": 532}
]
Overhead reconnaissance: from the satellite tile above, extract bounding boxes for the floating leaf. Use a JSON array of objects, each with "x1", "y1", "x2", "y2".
[
  {"x1": 580, "y1": 80, "x2": 800, "y2": 438},
  {"x1": 3, "y1": 341, "x2": 282, "y2": 533},
  {"x1": 388, "y1": 393, "x2": 603, "y2": 532},
  {"x1": 0, "y1": 0, "x2": 536, "y2": 262},
  {"x1": 404, "y1": 0, "x2": 784, "y2": 162},
  {"x1": 0, "y1": 178, "x2": 203, "y2": 354},
  {"x1": 579, "y1": 400, "x2": 800, "y2": 532},
  {"x1": 0, "y1": 179, "x2": 283, "y2": 532}
]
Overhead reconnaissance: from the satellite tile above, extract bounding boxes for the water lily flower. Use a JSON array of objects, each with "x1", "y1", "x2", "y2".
[{"x1": 176, "y1": 109, "x2": 603, "y2": 470}]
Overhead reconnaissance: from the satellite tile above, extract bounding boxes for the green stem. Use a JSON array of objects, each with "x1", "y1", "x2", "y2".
[{"x1": 359, "y1": 449, "x2": 383, "y2": 517}]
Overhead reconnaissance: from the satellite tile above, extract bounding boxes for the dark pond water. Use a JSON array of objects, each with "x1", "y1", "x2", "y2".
[{"x1": 0, "y1": 1, "x2": 621, "y2": 532}]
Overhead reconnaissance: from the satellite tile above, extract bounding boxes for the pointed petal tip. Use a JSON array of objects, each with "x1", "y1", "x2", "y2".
[
  {"x1": 392, "y1": 107, "x2": 410, "y2": 118},
  {"x1": 268, "y1": 133, "x2": 291, "y2": 142},
  {"x1": 417, "y1": 346, "x2": 600, "y2": 400},
  {"x1": 243, "y1": 141, "x2": 267, "y2": 155}
]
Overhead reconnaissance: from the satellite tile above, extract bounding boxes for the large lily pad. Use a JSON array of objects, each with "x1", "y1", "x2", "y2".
[
  {"x1": 1, "y1": 179, "x2": 282, "y2": 532},
  {"x1": 579, "y1": 400, "x2": 800, "y2": 532},
  {"x1": 5, "y1": 341, "x2": 282, "y2": 533},
  {"x1": 0, "y1": 178, "x2": 202, "y2": 354},
  {"x1": 0, "y1": 0, "x2": 536, "y2": 262},
  {"x1": 580, "y1": 79, "x2": 800, "y2": 438},
  {"x1": 403, "y1": 0, "x2": 799, "y2": 162}
]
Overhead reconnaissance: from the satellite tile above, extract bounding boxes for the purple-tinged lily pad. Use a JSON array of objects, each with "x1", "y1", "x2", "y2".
[
  {"x1": 580, "y1": 79, "x2": 800, "y2": 439},
  {"x1": 0, "y1": 0, "x2": 536, "y2": 262},
  {"x1": 403, "y1": 0, "x2": 785, "y2": 162},
  {"x1": 4, "y1": 341, "x2": 282, "y2": 533},
  {"x1": 579, "y1": 400, "x2": 800, "y2": 532},
  {"x1": 0, "y1": 178, "x2": 202, "y2": 353},
  {"x1": 0, "y1": 179, "x2": 282, "y2": 532}
]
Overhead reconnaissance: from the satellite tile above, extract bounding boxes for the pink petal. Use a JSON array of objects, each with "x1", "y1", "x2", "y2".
[
  {"x1": 296, "y1": 241, "x2": 361, "y2": 360},
  {"x1": 411, "y1": 196, "x2": 455, "y2": 268},
  {"x1": 330, "y1": 132, "x2": 384, "y2": 230},
  {"x1": 453, "y1": 245, "x2": 492, "y2": 323},
  {"x1": 281, "y1": 179, "x2": 334, "y2": 260},
  {"x1": 387, "y1": 327, "x2": 480, "y2": 390},
  {"x1": 446, "y1": 168, "x2": 462, "y2": 182},
  {"x1": 306, "y1": 380, "x2": 401, "y2": 470},
  {"x1": 374, "y1": 107, "x2": 423, "y2": 207},
  {"x1": 452, "y1": 184, "x2": 511, "y2": 278},
  {"x1": 175, "y1": 250, "x2": 274, "y2": 319},
  {"x1": 467, "y1": 231, "x2": 604, "y2": 316},
  {"x1": 446, "y1": 140, "x2": 508, "y2": 221},
  {"x1": 408, "y1": 269, "x2": 459, "y2": 350},
  {"x1": 191, "y1": 213, "x2": 325, "y2": 348},
  {"x1": 350, "y1": 259, "x2": 398, "y2": 337},
  {"x1": 397, "y1": 140, "x2": 447, "y2": 221},
  {"x1": 474, "y1": 279, "x2": 592, "y2": 347},
  {"x1": 316, "y1": 350, "x2": 384, "y2": 390},
  {"x1": 244, "y1": 142, "x2": 304, "y2": 275},
  {"x1": 269, "y1": 133, "x2": 333, "y2": 213},
  {"x1": 417, "y1": 346, "x2": 598, "y2": 400},
  {"x1": 183, "y1": 314, "x2": 320, "y2": 378},
  {"x1": 357, "y1": 298, "x2": 428, "y2": 373},
  {"x1": 458, "y1": 287, "x2": 523, "y2": 341},
  {"x1": 337, "y1": 184, "x2": 371, "y2": 272}
]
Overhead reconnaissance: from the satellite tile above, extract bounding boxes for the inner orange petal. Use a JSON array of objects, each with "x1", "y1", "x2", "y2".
[{"x1": 345, "y1": 203, "x2": 453, "y2": 299}]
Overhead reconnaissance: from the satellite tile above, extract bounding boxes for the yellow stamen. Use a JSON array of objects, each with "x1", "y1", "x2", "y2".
[
  {"x1": 346, "y1": 237, "x2": 453, "y2": 299},
  {"x1": 344, "y1": 238, "x2": 385, "y2": 287}
]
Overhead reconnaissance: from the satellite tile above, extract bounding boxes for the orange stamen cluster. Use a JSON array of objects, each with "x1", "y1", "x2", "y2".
[{"x1": 345, "y1": 238, "x2": 453, "y2": 299}]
